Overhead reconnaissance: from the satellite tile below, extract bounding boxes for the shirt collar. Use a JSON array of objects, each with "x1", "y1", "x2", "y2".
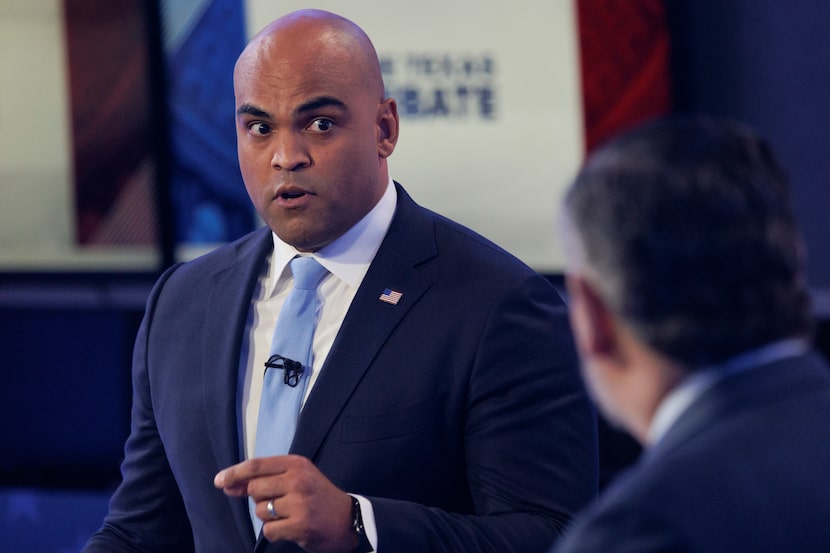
[
  {"x1": 647, "y1": 338, "x2": 810, "y2": 446},
  {"x1": 266, "y1": 178, "x2": 397, "y2": 296}
]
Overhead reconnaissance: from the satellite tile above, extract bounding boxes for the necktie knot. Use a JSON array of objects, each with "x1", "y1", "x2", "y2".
[{"x1": 290, "y1": 256, "x2": 328, "y2": 290}]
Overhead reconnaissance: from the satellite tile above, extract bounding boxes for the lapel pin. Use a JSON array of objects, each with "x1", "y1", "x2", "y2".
[{"x1": 379, "y1": 288, "x2": 403, "y2": 305}]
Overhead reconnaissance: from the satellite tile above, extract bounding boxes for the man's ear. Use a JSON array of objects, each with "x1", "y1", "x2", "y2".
[
  {"x1": 376, "y1": 98, "x2": 399, "y2": 158},
  {"x1": 565, "y1": 274, "x2": 618, "y2": 358}
]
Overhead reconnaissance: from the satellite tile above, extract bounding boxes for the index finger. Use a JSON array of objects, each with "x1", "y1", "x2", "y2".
[{"x1": 214, "y1": 456, "x2": 291, "y2": 492}]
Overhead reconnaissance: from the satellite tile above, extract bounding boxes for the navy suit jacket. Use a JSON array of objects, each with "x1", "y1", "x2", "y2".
[
  {"x1": 552, "y1": 349, "x2": 830, "y2": 553},
  {"x1": 84, "y1": 184, "x2": 598, "y2": 552}
]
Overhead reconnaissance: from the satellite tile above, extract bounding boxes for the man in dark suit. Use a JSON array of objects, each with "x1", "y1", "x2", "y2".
[
  {"x1": 551, "y1": 115, "x2": 830, "y2": 552},
  {"x1": 83, "y1": 9, "x2": 598, "y2": 553}
]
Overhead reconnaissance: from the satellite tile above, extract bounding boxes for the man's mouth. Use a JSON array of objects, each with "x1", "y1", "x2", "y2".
[
  {"x1": 275, "y1": 185, "x2": 313, "y2": 200},
  {"x1": 274, "y1": 186, "x2": 314, "y2": 207}
]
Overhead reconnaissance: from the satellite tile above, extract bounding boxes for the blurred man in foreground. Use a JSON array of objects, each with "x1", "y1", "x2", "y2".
[{"x1": 552, "y1": 115, "x2": 830, "y2": 552}]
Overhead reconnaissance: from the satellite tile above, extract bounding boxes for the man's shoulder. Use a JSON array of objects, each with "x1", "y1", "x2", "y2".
[
  {"x1": 177, "y1": 227, "x2": 269, "y2": 269},
  {"x1": 396, "y1": 188, "x2": 537, "y2": 278},
  {"x1": 153, "y1": 227, "x2": 270, "y2": 293},
  {"x1": 550, "y1": 460, "x2": 678, "y2": 552}
]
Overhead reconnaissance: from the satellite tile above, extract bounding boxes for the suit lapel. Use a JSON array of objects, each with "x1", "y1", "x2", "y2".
[
  {"x1": 200, "y1": 227, "x2": 273, "y2": 547},
  {"x1": 291, "y1": 185, "x2": 437, "y2": 460}
]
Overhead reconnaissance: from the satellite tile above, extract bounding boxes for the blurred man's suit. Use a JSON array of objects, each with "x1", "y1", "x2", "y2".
[{"x1": 553, "y1": 348, "x2": 830, "y2": 552}]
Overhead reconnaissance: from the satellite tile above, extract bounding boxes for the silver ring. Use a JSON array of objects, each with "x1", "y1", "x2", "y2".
[{"x1": 266, "y1": 499, "x2": 277, "y2": 520}]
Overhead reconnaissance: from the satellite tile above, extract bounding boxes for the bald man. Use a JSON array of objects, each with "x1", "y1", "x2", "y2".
[{"x1": 83, "y1": 10, "x2": 597, "y2": 553}]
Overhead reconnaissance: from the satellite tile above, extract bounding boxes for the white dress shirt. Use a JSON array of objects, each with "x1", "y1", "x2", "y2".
[{"x1": 238, "y1": 178, "x2": 396, "y2": 549}]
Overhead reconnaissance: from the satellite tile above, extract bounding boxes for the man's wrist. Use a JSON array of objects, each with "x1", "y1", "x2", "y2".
[{"x1": 350, "y1": 495, "x2": 373, "y2": 553}]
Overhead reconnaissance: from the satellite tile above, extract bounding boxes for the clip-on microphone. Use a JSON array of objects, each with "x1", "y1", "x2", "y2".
[{"x1": 264, "y1": 354, "x2": 304, "y2": 387}]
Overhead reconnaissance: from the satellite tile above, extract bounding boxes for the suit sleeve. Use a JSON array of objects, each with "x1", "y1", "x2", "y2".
[
  {"x1": 371, "y1": 272, "x2": 599, "y2": 552},
  {"x1": 82, "y1": 265, "x2": 195, "y2": 552}
]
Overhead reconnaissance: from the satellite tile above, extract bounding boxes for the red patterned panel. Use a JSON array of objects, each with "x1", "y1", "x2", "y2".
[
  {"x1": 577, "y1": 0, "x2": 672, "y2": 153},
  {"x1": 63, "y1": 0, "x2": 157, "y2": 245}
]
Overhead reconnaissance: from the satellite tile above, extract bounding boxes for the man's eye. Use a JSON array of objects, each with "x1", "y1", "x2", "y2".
[
  {"x1": 309, "y1": 118, "x2": 334, "y2": 133},
  {"x1": 249, "y1": 122, "x2": 272, "y2": 136}
]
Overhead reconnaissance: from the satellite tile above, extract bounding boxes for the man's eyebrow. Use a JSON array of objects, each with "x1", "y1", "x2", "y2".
[
  {"x1": 295, "y1": 96, "x2": 347, "y2": 115},
  {"x1": 236, "y1": 104, "x2": 270, "y2": 118},
  {"x1": 235, "y1": 97, "x2": 347, "y2": 119}
]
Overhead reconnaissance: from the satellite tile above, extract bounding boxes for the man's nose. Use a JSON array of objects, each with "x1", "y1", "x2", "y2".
[{"x1": 271, "y1": 133, "x2": 311, "y2": 170}]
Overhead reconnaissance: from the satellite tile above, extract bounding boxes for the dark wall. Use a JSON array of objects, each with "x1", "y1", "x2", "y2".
[
  {"x1": 0, "y1": 278, "x2": 149, "y2": 489},
  {"x1": 668, "y1": 0, "x2": 830, "y2": 304}
]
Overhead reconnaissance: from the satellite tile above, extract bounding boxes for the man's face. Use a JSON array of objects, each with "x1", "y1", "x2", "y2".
[
  {"x1": 579, "y1": 356, "x2": 624, "y2": 431},
  {"x1": 233, "y1": 33, "x2": 396, "y2": 252},
  {"x1": 565, "y1": 273, "x2": 628, "y2": 431}
]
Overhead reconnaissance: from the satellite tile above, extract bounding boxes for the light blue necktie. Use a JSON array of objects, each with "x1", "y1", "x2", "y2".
[{"x1": 250, "y1": 256, "x2": 328, "y2": 534}]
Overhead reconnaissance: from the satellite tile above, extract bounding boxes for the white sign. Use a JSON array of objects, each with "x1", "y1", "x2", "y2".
[{"x1": 245, "y1": 1, "x2": 584, "y2": 272}]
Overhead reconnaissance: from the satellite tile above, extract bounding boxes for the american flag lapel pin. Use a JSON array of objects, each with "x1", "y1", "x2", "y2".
[{"x1": 379, "y1": 288, "x2": 403, "y2": 305}]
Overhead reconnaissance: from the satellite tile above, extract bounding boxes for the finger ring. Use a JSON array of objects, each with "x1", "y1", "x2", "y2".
[{"x1": 266, "y1": 499, "x2": 277, "y2": 520}]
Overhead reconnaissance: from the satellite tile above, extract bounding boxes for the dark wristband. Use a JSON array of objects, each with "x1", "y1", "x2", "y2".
[{"x1": 351, "y1": 496, "x2": 373, "y2": 553}]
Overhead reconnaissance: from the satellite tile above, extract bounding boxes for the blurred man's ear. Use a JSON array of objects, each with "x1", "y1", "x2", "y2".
[{"x1": 565, "y1": 274, "x2": 617, "y2": 359}]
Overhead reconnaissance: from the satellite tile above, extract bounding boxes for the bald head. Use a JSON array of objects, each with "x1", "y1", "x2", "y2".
[
  {"x1": 231, "y1": 8, "x2": 399, "y2": 251},
  {"x1": 235, "y1": 9, "x2": 386, "y2": 101}
]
